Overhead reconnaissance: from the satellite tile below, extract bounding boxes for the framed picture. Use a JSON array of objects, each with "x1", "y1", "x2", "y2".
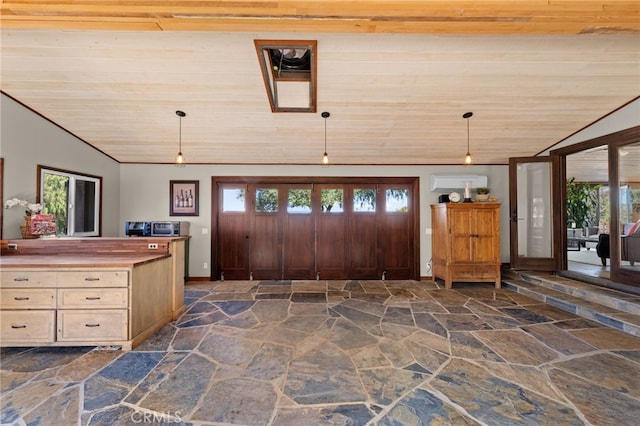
[{"x1": 170, "y1": 180, "x2": 199, "y2": 216}]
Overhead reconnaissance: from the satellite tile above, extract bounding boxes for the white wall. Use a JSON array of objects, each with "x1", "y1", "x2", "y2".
[
  {"x1": 1, "y1": 94, "x2": 121, "y2": 239},
  {"x1": 120, "y1": 164, "x2": 509, "y2": 278}
]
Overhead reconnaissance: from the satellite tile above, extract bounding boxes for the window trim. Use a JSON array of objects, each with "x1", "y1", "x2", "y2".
[{"x1": 37, "y1": 165, "x2": 102, "y2": 237}]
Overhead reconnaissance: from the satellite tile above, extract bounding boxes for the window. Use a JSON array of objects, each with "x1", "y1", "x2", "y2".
[
  {"x1": 222, "y1": 188, "x2": 246, "y2": 212},
  {"x1": 288, "y1": 188, "x2": 311, "y2": 213},
  {"x1": 386, "y1": 189, "x2": 409, "y2": 212},
  {"x1": 255, "y1": 188, "x2": 278, "y2": 212},
  {"x1": 321, "y1": 189, "x2": 343, "y2": 213},
  {"x1": 38, "y1": 166, "x2": 101, "y2": 236},
  {"x1": 353, "y1": 188, "x2": 376, "y2": 212}
]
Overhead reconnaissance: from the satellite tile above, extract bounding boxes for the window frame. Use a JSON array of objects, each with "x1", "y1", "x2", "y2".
[{"x1": 37, "y1": 165, "x2": 102, "y2": 237}]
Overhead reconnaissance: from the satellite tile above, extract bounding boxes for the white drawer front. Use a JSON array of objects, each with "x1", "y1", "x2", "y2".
[
  {"x1": 57, "y1": 288, "x2": 128, "y2": 309},
  {"x1": 1, "y1": 289, "x2": 56, "y2": 309},
  {"x1": 57, "y1": 271, "x2": 128, "y2": 288},
  {"x1": 57, "y1": 310, "x2": 128, "y2": 341},
  {"x1": 0, "y1": 310, "x2": 55, "y2": 343},
  {"x1": 0, "y1": 271, "x2": 57, "y2": 288}
]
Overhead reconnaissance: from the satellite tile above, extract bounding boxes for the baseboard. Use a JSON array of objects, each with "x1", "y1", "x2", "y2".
[{"x1": 185, "y1": 276, "x2": 211, "y2": 282}]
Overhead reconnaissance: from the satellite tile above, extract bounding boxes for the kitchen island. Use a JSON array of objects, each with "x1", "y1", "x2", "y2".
[{"x1": 0, "y1": 237, "x2": 188, "y2": 350}]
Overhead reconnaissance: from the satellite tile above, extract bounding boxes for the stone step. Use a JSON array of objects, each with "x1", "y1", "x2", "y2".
[
  {"x1": 502, "y1": 276, "x2": 640, "y2": 338},
  {"x1": 517, "y1": 272, "x2": 640, "y2": 316}
]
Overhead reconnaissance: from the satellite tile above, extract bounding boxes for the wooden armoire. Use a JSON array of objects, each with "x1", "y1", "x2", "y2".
[{"x1": 431, "y1": 202, "x2": 501, "y2": 289}]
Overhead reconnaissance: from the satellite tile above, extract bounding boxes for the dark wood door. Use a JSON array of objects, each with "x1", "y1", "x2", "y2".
[
  {"x1": 316, "y1": 184, "x2": 348, "y2": 279},
  {"x1": 377, "y1": 184, "x2": 413, "y2": 279},
  {"x1": 217, "y1": 183, "x2": 249, "y2": 280},
  {"x1": 283, "y1": 185, "x2": 315, "y2": 279},
  {"x1": 249, "y1": 184, "x2": 283, "y2": 280},
  {"x1": 349, "y1": 185, "x2": 379, "y2": 279},
  {"x1": 213, "y1": 177, "x2": 418, "y2": 281}
]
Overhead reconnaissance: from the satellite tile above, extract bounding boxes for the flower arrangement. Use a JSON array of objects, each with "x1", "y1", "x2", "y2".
[
  {"x1": 4, "y1": 198, "x2": 44, "y2": 216},
  {"x1": 476, "y1": 187, "x2": 491, "y2": 195}
]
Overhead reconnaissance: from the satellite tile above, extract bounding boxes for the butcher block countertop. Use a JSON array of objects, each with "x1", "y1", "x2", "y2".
[
  {"x1": 0, "y1": 237, "x2": 185, "y2": 269},
  {"x1": 0, "y1": 253, "x2": 170, "y2": 268}
]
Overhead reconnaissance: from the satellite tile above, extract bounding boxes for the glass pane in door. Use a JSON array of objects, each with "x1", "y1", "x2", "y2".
[
  {"x1": 510, "y1": 157, "x2": 557, "y2": 270},
  {"x1": 619, "y1": 142, "x2": 640, "y2": 273},
  {"x1": 517, "y1": 161, "x2": 553, "y2": 257},
  {"x1": 74, "y1": 179, "x2": 96, "y2": 233}
]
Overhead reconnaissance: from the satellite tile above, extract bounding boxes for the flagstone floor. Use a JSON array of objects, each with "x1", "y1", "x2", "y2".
[{"x1": 2, "y1": 279, "x2": 640, "y2": 425}]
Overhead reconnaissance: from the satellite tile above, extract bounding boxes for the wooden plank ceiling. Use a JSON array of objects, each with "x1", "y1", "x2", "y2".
[{"x1": 1, "y1": 1, "x2": 639, "y2": 175}]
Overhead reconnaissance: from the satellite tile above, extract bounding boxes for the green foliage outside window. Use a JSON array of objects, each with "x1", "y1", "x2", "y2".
[
  {"x1": 42, "y1": 173, "x2": 68, "y2": 235},
  {"x1": 566, "y1": 177, "x2": 600, "y2": 228}
]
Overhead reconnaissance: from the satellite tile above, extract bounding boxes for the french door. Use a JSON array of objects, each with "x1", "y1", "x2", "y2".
[{"x1": 509, "y1": 156, "x2": 560, "y2": 270}]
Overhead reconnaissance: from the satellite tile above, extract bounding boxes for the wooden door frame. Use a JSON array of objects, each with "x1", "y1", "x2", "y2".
[{"x1": 211, "y1": 176, "x2": 420, "y2": 281}]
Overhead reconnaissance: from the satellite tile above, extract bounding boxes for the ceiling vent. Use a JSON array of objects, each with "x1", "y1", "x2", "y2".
[{"x1": 255, "y1": 40, "x2": 317, "y2": 113}]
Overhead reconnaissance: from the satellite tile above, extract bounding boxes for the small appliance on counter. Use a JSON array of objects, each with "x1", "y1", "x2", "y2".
[
  {"x1": 151, "y1": 221, "x2": 190, "y2": 237},
  {"x1": 125, "y1": 221, "x2": 189, "y2": 237},
  {"x1": 125, "y1": 221, "x2": 151, "y2": 237}
]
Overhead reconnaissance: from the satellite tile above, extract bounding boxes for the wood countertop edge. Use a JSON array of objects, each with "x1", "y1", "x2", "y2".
[{"x1": 0, "y1": 253, "x2": 171, "y2": 268}]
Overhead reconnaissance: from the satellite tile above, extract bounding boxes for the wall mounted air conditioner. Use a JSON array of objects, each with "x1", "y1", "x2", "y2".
[{"x1": 430, "y1": 174, "x2": 488, "y2": 192}]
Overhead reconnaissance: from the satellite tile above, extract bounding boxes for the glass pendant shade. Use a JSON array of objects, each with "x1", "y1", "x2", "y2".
[
  {"x1": 175, "y1": 151, "x2": 185, "y2": 165},
  {"x1": 464, "y1": 151, "x2": 473, "y2": 165}
]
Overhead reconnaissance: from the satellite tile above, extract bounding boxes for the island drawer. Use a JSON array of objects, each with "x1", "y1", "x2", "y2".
[
  {"x1": 1, "y1": 289, "x2": 56, "y2": 309},
  {"x1": 57, "y1": 288, "x2": 128, "y2": 309},
  {"x1": 57, "y1": 271, "x2": 129, "y2": 288},
  {"x1": 57, "y1": 310, "x2": 128, "y2": 341},
  {"x1": 0, "y1": 271, "x2": 57, "y2": 288},
  {"x1": 0, "y1": 310, "x2": 55, "y2": 343}
]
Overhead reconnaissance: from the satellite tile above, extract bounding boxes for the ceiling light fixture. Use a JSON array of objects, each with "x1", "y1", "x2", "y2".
[
  {"x1": 321, "y1": 111, "x2": 330, "y2": 166},
  {"x1": 463, "y1": 112, "x2": 473, "y2": 165},
  {"x1": 175, "y1": 110, "x2": 186, "y2": 167}
]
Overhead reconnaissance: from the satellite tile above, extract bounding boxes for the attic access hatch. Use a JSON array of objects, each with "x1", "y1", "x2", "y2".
[{"x1": 255, "y1": 40, "x2": 317, "y2": 113}]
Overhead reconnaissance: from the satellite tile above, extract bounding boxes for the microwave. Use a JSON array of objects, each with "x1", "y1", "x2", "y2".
[
  {"x1": 151, "y1": 221, "x2": 190, "y2": 237},
  {"x1": 125, "y1": 221, "x2": 151, "y2": 237}
]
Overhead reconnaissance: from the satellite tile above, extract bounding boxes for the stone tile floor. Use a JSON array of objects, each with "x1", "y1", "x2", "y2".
[{"x1": 2, "y1": 279, "x2": 640, "y2": 425}]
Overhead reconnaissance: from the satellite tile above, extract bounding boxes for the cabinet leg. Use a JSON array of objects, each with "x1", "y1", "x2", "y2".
[
  {"x1": 445, "y1": 279, "x2": 452, "y2": 289},
  {"x1": 495, "y1": 280, "x2": 501, "y2": 289}
]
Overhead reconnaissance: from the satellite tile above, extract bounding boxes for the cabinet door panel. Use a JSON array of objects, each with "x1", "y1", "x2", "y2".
[
  {"x1": 57, "y1": 288, "x2": 128, "y2": 309},
  {"x1": 473, "y1": 208, "x2": 500, "y2": 263},
  {"x1": 1, "y1": 289, "x2": 56, "y2": 309},
  {"x1": 1, "y1": 271, "x2": 56, "y2": 288},
  {"x1": 57, "y1": 271, "x2": 128, "y2": 288},
  {"x1": 1, "y1": 310, "x2": 55, "y2": 342},
  {"x1": 57, "y1": 310, "x2": 127, "y2": 341}
]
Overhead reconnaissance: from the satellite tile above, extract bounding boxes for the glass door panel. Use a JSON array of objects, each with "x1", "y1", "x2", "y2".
[
  {"x1": 617, "y1": 141, "x2": 640, "y2": 278},
  {"x1": 509, "y1": 157, "x2": 557, "y2": 270}
]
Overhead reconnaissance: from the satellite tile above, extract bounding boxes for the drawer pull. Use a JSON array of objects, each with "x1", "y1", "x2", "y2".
[
  {"x1": 11, "y1": 324, "x2": 27, "y2": 329},
  {"x1": 14, "y1": 297, "x2": 30, "y2": 301},
  {"x1": 13, "y1": 277, "x2": 29, "y2": 282},
  {"x1": 85, "y1": 296, "x2": 101, "y2": 300},
  {"x1": 84, "y1": 277, "x2": 100, "y2": 281},
  {"x1": 85, "y1": 323, "x2": 101, "y2": 327}
]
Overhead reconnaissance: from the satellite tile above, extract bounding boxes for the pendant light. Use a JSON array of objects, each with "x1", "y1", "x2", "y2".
[
  {"x1": 175, "y1": 110, "x2": 186, "y2": 167},
  {"x1": 321, "y1": 111, "x2": 330, "y2": 165},
  {"x1": 463, "y1": 111, "x2": 473, "y2": 165}
]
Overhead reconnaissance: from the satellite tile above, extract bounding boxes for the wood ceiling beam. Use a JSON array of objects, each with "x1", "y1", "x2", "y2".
[{"x1": 1, "y1": 1, "x2": 639, "y2": 34}]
